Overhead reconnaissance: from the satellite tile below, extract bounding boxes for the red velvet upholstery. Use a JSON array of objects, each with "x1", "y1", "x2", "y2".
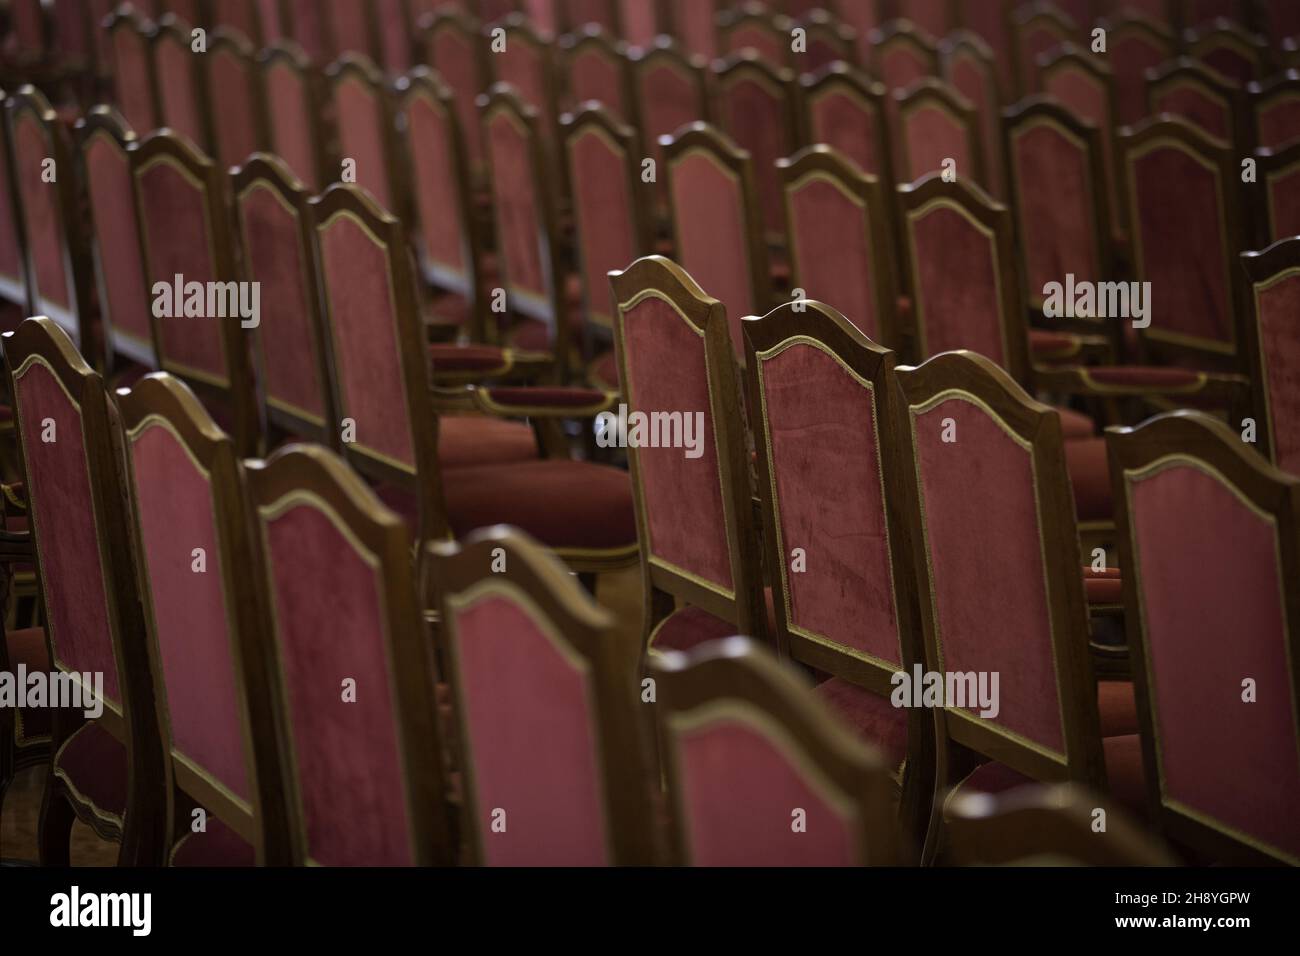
[
  {"x1": 486, "y1": 108, "x2": 549, "y2": 308},
  {"x1": 128, "y1": 421, "x2": 250, "y2": 803},
  {"x1": 637, "y1": 60, "x2": 704, "y2": 169},
  {"x1": 405, "y1": 90, "x2": 467, "y2": 280},
  {"x1": 7, "y1": 627, "x2": 51, "y2": 742},
  {"x1": 1063, "y1": 437, "x2": 1114, "y2": 522},
  {"x1": 12, "y1": 360, "x2": 121, "y2": 703},
  {"x1": 1129, "y1": 462, "x2": 1300, "y2": 858},
  {"x1": 111, "y1": 24, "x2": 155, "y2": 133},
  {"x1": 265, "y1": 59, "x2": 318, "y2": 189},
  {"x1": 170, "y1": 817, "x2": 256, "y2": 866},
  {"x1": 1152, "y1": 85, "x2": 1232, "y2": 143},
  {"x1": 568, "y1": 126, "x2": 636, "y2": 325},
  {"x1": 1129, "y1": 142, "x2": 1233, "y2": 349},
  {"x1": 438, "y1": 416, "x2": 537, "y2": 469},
  {"x1": 814, "y1": 678, "x2": 909, "y2": 770},
  {"x1": 1056, "y1": 405, "x2": 1096, "y2": 440},
  {"x1": 620, "y1": 294, "x2": 733, "y2": 589},
  {"x1": 806, "y1": 86, "x2": 881, "y2": 177},
  {"x1": 912, "y1": 397, "x2": 1065, "y2": 754},
  {"x1": 261, "y1": 500, "x2": 414, "y2": 865},
  {"x1": 495, "y1": 36, "x2": 554, "y2": 134},
  {"x1": 428, "y1": 25, "x2": 484, "y2": 169},
  {"x1": 717, "y1": 74, "x2": 792, "y2": 238},
  {"x1": 674, "y1": 715, "x2": 859, "y2": 865},
  {"x1": 758, "y1": 341, "x2": 901, "y2": 663},
  {"x1": 334, "y1": 74, "x2": 393, "y2": 211},
  {"x1": 960, "y1": 2, "x2": 1013, "y2": 92},
  {"x1": 13, "y1": 115, "x2": 70, "y2": 314},
  {"x1": 902, "y1": 103, "x2": 972, "y2": 183},
  {"x1": 1268, "y1": 163, "x2": 1300, "y2": 242},
  {"x1": 908, "y1": 202, "x2": 1006, "y2": 364},
  {"x1": 568, "y1": 48, "x2": 626, "y2": 118},
  {"x1": 1097, "y1": 680, "x2": 1139, "y2": 737},
  {"x1": 568, "y1": 0, "x2": 616, "y2": 31},
  {"x1": 1044, "y1": 66, "x2": 1119, "y2": 226},
  {"x1": 54, "y1": 721, "x2": 127, "y2": 823},
  {"x1": 1017, "y1": 23, "x2": 1065, "y2": 93},
  {"x1": 650, "y1": 604, "x2": 739, "y2": 652},
  {"x1": 287, "y1": 0, "x2": 327, "y2": 60},
  {"x1": 1254, "y1": 270, "x2": 1300, "y2": 473},
  {"x1": 619, "y1": 0, "x2": 656, "y2": 46},
  {"x1": 1111, "y1": 33, "x2": 1170, "y2": 126},
  {"x1": 155, "y1": 34, "x2": 205, "y2": 147},
  {"x1": 0, "y1": 129, "x2": 22, "y2": 298},
  {"x1": 84, "y1": 129, "x2": 154, "y2": 357},
  {"x1": 451, "y1": 593, "x2": 609, "y2": 865},
  {"x1": 948, "y1": 54, "x2": 1001, "y2": 197},
  {"x1": 671, "y1": 0, "x2": 716, "y2": 58},
  {"x1": 1084, "y1": 566, "x2": 1123, "y2": 603},
  {"x1": 1257, "y1": 97, "x2": 1300, "y2": 151},
  {"x1": 209, "y1": 46, "x2": 260, "y2": 167},
  {"x1": 327, "y1": 0, "x2": 371, "y2": 57},
  {"x1": 904, "y1": 0, "x2": 950, "y2": 37},
  {"x1": 211, "y1": 0, "x2": 261, "y2": 39},
  {"x1": 136, "y1": 157, "x2": 229, "y2": 383},
  {"x1": 317, "y1": 211, "x2": 417, "y2": 470},
  {"x1": 238, "y1": 183, "x2": 328, "y2": 425},
  {"x1": 375, "y1": 0, "x2": 411, "y2": 73}
]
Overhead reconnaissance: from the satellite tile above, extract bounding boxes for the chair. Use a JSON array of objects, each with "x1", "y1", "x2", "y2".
[
  {"x1": 243, "y1": 443, "x2": 453, "y2": 865},
  {"x1": 653, "y1": 637, "x2": 900, "y2": 865},
  {"x1": 628, "y1": 36, "x2": 710, "y2": 176},
  {"x1": 257, "y1": 40, "x2": 331, "y2": 191},
  {"x1": 373, "y1": 0, "x2": 416, "y2": 75},
  {"x1": 718, "y1": 2, "x2": 792, "y2": 64},
  {"x1": 205, "y1": 28, "x2": 266, "y2": 170},
  {"x1": 777, "y1": 145, "x2": 901, "y2": 348},
  {"x1": 1100, "y1": 11, "x2": 1175, "y2": 126},
  {"x1": 661, "y1": 124, "x2": 771, "y2": 358},
  {"x1": 282, "y1": 0, "x2": 331, "y2": 62},
  {"x1": 1011, "y1": 2, "x2": 1077, "y2": 95},
  {"x1": 323, "y1": 0, "x2": 380, "y2": 62},
  {"x1": 1107, "y1": 410, "x2": 1300, "y2": 864},
  {"x1": 485, "y1": 14, "x2": 561, "y2": 166},
  {"x1": 1146, "y1": 57, "x2": 1247, "y2": 147},
  {"x1": 430, "y1": 527, "x2": 657, "y2": 865},
  {"x1": 1240, "y1": 236, "x2": 1300, "y2": 475},
  {"x1": 1255, "y1": 138, "x2": 1300, "y2": 243},
  {"x1": 558, "y1": 24, "x2": 632, "y2": 121},
  {"x1": 898, "y1": 0, "x2": 955, "y2": 39},
  {"x1": 326, "y1": 53, "x2": 402, "y2": 216},
  {"x1": 665, "y1": 0, "x2": 721, "y2": 59},
  {"x1": 0, "y1": 88, "x2": 29, "y2": 317},
  {"x1": 941, "y1": 30, "x2": 1005, "y2": 198},
  {"x1": 105, "y1": 6, "x2": 159, "y2": 135},
  {"x1": 419, "y1": 7, "x2": 488, "y2": 181},
  {"x1": 131, "y1": 130, "x2": 261, "y2": 457},
  {"x1": 150, "y1": 13, "x2": 210, "y2": 151},
  {"x1": 832, "y1": 0, "x2": 883, "y2": 63},
  {"x1": 561, "y1": 0, "x2": 619, "y2": 35},
  {"x1": 953, "y1": 0, "x2": 1016, "y2": 95},
  {"x1": 3, "y1": 317, "x2": 165, "y2": 866},
  {"x1": 1250, "y1": 69, "x2": 1300, "y2": 151},
  {"x1": 894, "y1": 77, "x2": 985, "y2": 186},
  {"x1": 869, "y1": 18, "x2": 940, "y2": 94},
  {"x1": 798, "y1": 62, "x2": 894, "y2": 182},
  {"x1": 208, "y1": 0, "x2": 268, "y2": 46},
  {"x1": 793, "y1": 8, "x2": 859, "y2": 70},
  {"x1": 1185, "y1": 17, "x2": 1269, "y2": 86}
]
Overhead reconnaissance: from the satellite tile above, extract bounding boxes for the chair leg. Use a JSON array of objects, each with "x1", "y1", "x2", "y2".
[{"x1": 37, "y1": 774, "x2": 75, "y2": 866}]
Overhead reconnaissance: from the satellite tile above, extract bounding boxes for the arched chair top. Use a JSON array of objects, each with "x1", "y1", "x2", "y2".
[
  {"x1": 1184, "y1": 17, "x2": 1270, "y2": 85},
  {"x1": 608, "y1": 254, "x2": 721, "y2": 333},
  {"x1": 491, "y1": 10, "x2": 557, "y2": 45},
  {"x1": 658, "y1": 119, "x2": 752, "y2": 171},
  {"x1": 324, "y1": 49, "x2": 387, "y2": 86},
  {"x1": 256, "y1": 35, "x2": 314, "y2": 70},
  {"x1": 1037, "y1": 39, "x2": 1116, "y2": 82},
  {"x1": 711, "y1": 47, "x2": 799, "y2": 87},
  {"x1": 209, "y1": 22, "x2": 257, "y2": 57},
  {"x1": 75, "y1": 102, "x2": 137, "y2": 145},
  {"x1": 800, "y1": 57, "x2": 887, "y2": 100},
  {"x1": 559, "y1": 20, "x2": 628, "y2": 57},
  {"x1": 628, "y1": 32, "x2": 710, "y2": 71},
  {"x1": 939, "y1": 27, "x2": 998, "y2": 68}
]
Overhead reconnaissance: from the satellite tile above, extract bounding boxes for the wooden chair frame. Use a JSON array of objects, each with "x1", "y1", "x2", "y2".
[
  {"x1": 1255, "y1": 137, "x2": 1300, "y2": 245},
  {"x1": 1146, "y1": 55, "x2": 1249, "y2": 148},
  {"x1": 150, "y1": 12, "x2": 214, "y2": 153},
  {"x1": 1185, "y1": 16, "x2": 1271, "y2": 86},
  {"x1": 105, "y1": 6, "x2": 161, "y2": 134},
  {"x1": 324, "y1": 52, "x2": 405, "y2": 219},
  {"x1": 1239, "y1": 235, "x2": 1300, "y2": 468},
  {"x1": 205, "y1": 26, "x2": 269, "y2": 169},
  {"x1": 894, "y1": 76, "x2": 986, "y2": 186},
  {"x1": 257, "y1": 40, "x2": 332, "y2": 191},
  {"x1": 1249, "y1": 67, "x2": 1300, "y2": 151}
]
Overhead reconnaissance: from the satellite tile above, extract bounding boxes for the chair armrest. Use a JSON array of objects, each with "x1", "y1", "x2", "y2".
[
  {"x1": 471, "y1": 386, "x2": 619, "y2": 419},
  {"x1": 1033, "y1": 365, "x2": 1249, "y2": 405}
]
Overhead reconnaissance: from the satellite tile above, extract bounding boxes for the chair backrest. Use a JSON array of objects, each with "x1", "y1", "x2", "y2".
[
  {"x1": 870, "y1": 18, "x2": 940, "y2": 93},
  {"x1": 941, "y1": 30, "x2": 1005, "y2": 197},
  {"x1": 794, "y1": 8, "x2": 859, "y2": 70},
  {"x1": 231, "y1": 154, "x2": 337, "y2": 448},
  {"x1": 420, "y1": 8, "x2": 487, "y2": 178},
  {"x1": 718, "y1": 2, "x2": 791, "y2": 63},
  {"x1": 898, "y1": 172, "x2": 1032, "y2": 382},
  {"x1": 559, "y1": 24, "x2": 631, "y2": 120},
  {"x1": 115, "y1": 372, "x2": 287, "y2": 864},
  {"x1": 106, "y1": 7, "x2": 159, "y2": 134},
  {"x1": 327, "y1": 53, "x2": 401, "y2": 214},
  {"x1": 323, "y1": 0, "x2": 380, "y2": 61},
  {"x1": 206, "y1": 27, "x2": 266, "y2": 169},
  {"x1": 666, "y1": 0, "x2": 720, "y2": 59},
  {"x1": 431, "y1": 527, "x2": 656, "y2": 865},
  {"x1": 1240, "y1": 236, "x2": 1300, "y2": 474},
  {"x1": 662, "y1": 123, "x2": 770, "y2": 357},
  {"x1": 150, "y1": 13, "x2": 211, "y2": 151},
  {"x1": 743, "y1": 300, "x2": 919, "y2": 696},
  {"x1": 1251, "y1": 69, "x2": 1300, "y2": 151},
  {"x1": 244, "y1": 443, "x2": 452, "y2": 865},
  {"x1": 6, "y1": 86, "x2": 94, "y2": 359},
  {"x1": 0, "y1": 87, "x2": 29, "y2": 311},
  {"x1": 894, "y1": 77, "x2": 984, "y2": 185},
  {"x1": 1120, "y1": 116, "x2": 1247, "y2": 368},
  {"x1": 1186, "y1": 18, "x2": 1269, "y2": 86},
  {"x1": 777, "y1": 145, "x2": 899, "y2": 347},
  {"x1": 798, "y1": 62, "x2": 892, "y2": 181},
  {"x1": 373, "y1": 0, "x2": 415, "y2": 74},
  {"x1": 1147, "y1": 56, "x2": 1244, "y2": 146},
  {"x1": 131, "y1": 130, "x2": 259, "y2": 456},
  {"x1": 1108, "y1": 410, "x2": 1300, "y2": 865},
  {"x1": 616, "y1": 0, "x2": 657, "y2": 46},
  {"x1": 562, "y1": 103, "x2": 652, "y2": 332},
  {"x1": 1003, "y1": 95, "x2": 1113, "y2": 320},
  {"x1": 1101, "y1": 12, "x2": 1175, "y2": 126},
  {"x1": 653, "y1": 636, "x2": 899, "y2": 866},
  {"x1": 1011, "y1": 2, "x2": 1076, "y2": 94},
  {"x1": 608, "y1": 255, "x2": 765, "y2": 639},
  {"x1": 894, "y1": 350, "x2": 1103, "y2": 788},
  {"x1": 629, "y1": 36, "x2": 709, "y2": 172},
  {"x1": 257, "y1": 40, "x2": 329, "y2": 191},
  {"x1": 283, "y1": 0, "x2": 330, "y2": 61},
  {"x1": 487, "y1": 14, "x2": 560, "y2": 154},
  {"x1": 1256, "y1": 138, "x2": 1300, "y2": 243},
  {"x1": 954, "y1": 0, "x2": 1015, "y2": 95}
]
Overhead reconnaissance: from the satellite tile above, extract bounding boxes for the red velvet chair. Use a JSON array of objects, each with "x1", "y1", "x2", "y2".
[
  {"x1": 75, "y1": 107, "x2": 156, "y2": 371},
  {"x1": 1146, "y1": 56, "x2": 1247, "y2": 147},
  {"x1": 115, "y1": 372, "x2": 292, "y2": 866},
  {"x1": 1250, "y1": 69, "x2": 1300, "y2": 151},
  {"x1": 793, "y1": 8, "x2": 860, "y2": 70},
  {"x1": 430, "y1": 527, "x2": 657, "y2": 865},
  {"x1": 718, "y1": 2, "x2": 792, "y2": 64},
  {"x1": 953, "y1": 0, "x2": 1015, "y2": 97},
  {"x1": 1255, "y1": 138, "x2": 1300, "y2": 243},
  {"x1": 561, "y1": 103, "x2": 654, "y2": 390},
  {"x1": 941, "y1": 30, "x2": 1005, "y2": 198},
  {"x1": 1107, "y1": 410, "x2": 1300, "y2": 864},
  {"x1": 608, "y1": 255, "x2": 765, "y2": 651},
  {"x1": 243, "y1": 443, "x2": 453, "y2": 865},
  {"x1": 485, "y1": 14, "x2": 561, "y2": 168},
  {"x1": 322, "y1": 0, "x2": 380, "y2": 63},
  {"x1": 3, "y1": 317, "x2": 166, "y2": 866},
  {"x1": 653, "y1": 637, "x2": 900, "y2": 865},
  {"x1": 665, "y1": 0, "x2": 721, "y2": 60},
  {"x1": 105, "y1": 7, "x2": 159, "y2": 134},
  {"x1": 627, "y1": 36, "x2": 710, "y2": 217},
  {"x1": 1241, "y1": 236, "x2": 1300, "y2": 476},
  {"x1": 150, "y1": 13, "x2": 211, "y2": 151},
  {"x1": 798, "y1": 62, "x2": 894, "y2": 183},
  {"x1": 1186, "y1": 17, "x2": 1269, "y2": 86},
  {"x1": 831, "y1": 0, "x2": 882, "y2": 62},
  {"x1": 418, "y1": 7, "x2": 488, "y2": 183},
  {"x1": 558, "y1": 24, "x2": 632, "y2": 121},
  {"x1": 777, "y1": 145, "x2": 901, "y2": 348},
  {"x1": 1100, "y1": 11, "x2": 1175, "y2": 126},
  {"x1": 894, "y1": 77, "x2": 985, "y2": 186},
  {"x1": 131, "y1": 130, "x2": 261, "y2": 457},
  {"x1": 661, "y1": 123, "x2": 772, "y2": 359},
  {"x1": 1011, "y1": 1, "x2": 1077, "y2": 95},
  {"x1": 257, "y1": 40, "x2": 331, "y2": 191},
  {"x1": 742, "y1": 298, "x2": 935, "y2": 848},
  {"x1": 204, "y1": 28, "x2": 266, "y2": 170},
  {"x1": 326, "y1": 53, "x2": 402, "y2": 216},
  {"x1": 0, "y1": 88, "x2": 30, "y2": 317},
  {"x1": 869, "y1": 17, "x2": 940, "y2": 94}
]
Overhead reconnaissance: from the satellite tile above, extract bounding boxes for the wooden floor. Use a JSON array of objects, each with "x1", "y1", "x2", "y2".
[{"x1": 0, "y1": 565, "x2": 645, "y2": 866}]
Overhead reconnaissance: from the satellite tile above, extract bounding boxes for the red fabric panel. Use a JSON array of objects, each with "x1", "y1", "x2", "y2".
[
  {"x1": 256, "y1": 0, "x2": 282, "y2": 40},
  {"x1": 1130, "y1": 144, "x2": 1233, "y2": 347},
  {"x1": 961, "y1": 1, "x2": 1013, "y2": 91},
  {"x1": 1044, "y1": 66, "x2": 1120, "y2": 227},
  {"x1": 1018, "y1": 24, "x2": 1062, "y2": 93},
  {"x1": 724, "y1": 25, "x2": 785, "y2": 62},
  {"x1": 112, "y1": 25, "x2": 156, "y2": 133},
  {"x1": 1097, "y1": 680, "x2": 1138, "y2": 737},
  {"x1": 1257, "y1": 96, "x2": 1300, "y2": 151},
  {"x1": 13, "y1": 362, "x2": 121, "y2": 703},
  {"x1": 438, "y1": 415, "x2": 537, "y2": 469},
  {"x1": 524, "y1": 0, "x2": 557, "y2": 33},
  {"x1": 1063, "y1": 436, "x2": 1114, "y2": 522},
  {"x1": 675, "y1": 717, "x2": 859, "y2": 865},
  {"x1": 375, "y1": 0, "x2": 412, "y2": 73},
  {"x1": 1111, "y1": 33, "x2": 1169, "y2": 126},
  {"x1": 129, "y1": 422, "x2": 250, "y2": 802},
  {"x1": 949, "y1": 56, "x2": 1001, "y2": 197},
  {"x1": 14, "y1": 117, "x2": 70, "y2": 313},
  {"x1": 238, "y1": 185, "x2": 327, "y2": 422},
  {"x1": 1201, "y1": 46, "x2": 1256, "y2": 86},
  {"x1": 904, "y1": 0, "x2": 950, "y2": 37},
  {"x1": 673, "y1": 0, "x2": 716, "y2": 58},
  {"x1": 760, "y1": 342, "x2": 900, "y2": 662},
  {"x1": 487, "y1": 110, "x2": 549, "y2": 304},
  {"x1": 637, "y1": 61, "x2": 702, "y2": 168},
  {"x1": 156, "y1": 37, "x2": 205, "y2": 147},
  {"x1": 719, "y1": 76, "x2": 791, "y2": 238},
  {"x1": 497, "y1": 40, "x2": 553, "y2": 133},
  {"x1": 621, "y1": 295, "x2": 734, "y2": 590},
  {"x1": 814, "y1": 678, "x2": 908, "y2": 767},
  {"x1": 902, "y1": 103, "x2": 972, "y2": 182},
  {"x1": 288, "y1": 0, "x2": 327, "y2": 60},
  {"x1": 787, "y1": 176, "x2": 880, "y2": 339},
  {"x1": 670, "y1": 150, "x2": 754, "y2": 352},
  {"x1": 209, "y1": 47, "x2": 260, "y2": 167},
  {"x1": 327, "y1": 0, "x2": 371, "y2": 56},
  {"x1": 619, "y1": 0, "x2": 656, "y2": 46},
  {"x1": 137, "y1": 159, "x2": 229, "y2": 381},
  {"x1": 429, "y1": 27, "x2": 484, "y2": 170},
  {"x1": 913, "y1": 398, "x2": 1065, "y2": 754},
  {"x1": 1268, "y1": 164, "x2": 1300, "y2": 241},
  {"x1": 1130, "y1": 464, "x2": 1300, "y2": 859},
  {"x1": 0, "y1": 125, "x2": 23, "y2": 291},
  {"x1": 908, "y1": 203, "x2": 1005, "y2": 364},
  {"x1": 85, "y1": 131, "x2": 154, "y2": 351},
  {"x1": 1152, "y1": 85, "x2": 1231, "y2": 142},
  {"x1": 453, "y1": 594, "x2": 609, "y2": 865},
  {"x1": 1010, "y1": 121, "x2": 1098, "y2": 299},
  {"x1": 878, "y1": 46, "x2": 928, "y2": 93},
  {"x1": 569, "y1": 0, "x2": 616, "y2": 30},
  {"x1": 335, "y1": 76, "x2": 393, "y2": 211},
  {"x1": 808, "y1": 88, "x2": 880, "y2": 176},
  {"x1": 318, "y1": 214, "x2": 417, "y2": 470},
  {"x1": 210, "y1": 0, "x2": 258, "y2": 37},
  {"x1": 265, "y1": 61, "x2": 317, "y2": 190},
  {"x1": 569, "y1": 48, "x2": 626, "y2": 118},
  {"x1": 1255, "y1": 271, "x2": 1300, "y2": 474},
  {"x1": 263, "y1": 502, "x2": 413, "y2": 865},
  {"x1": 569, "y1": 128, "x2": 635, "y2": 323},
  {"x1": 405, "y1": 93, "x2": 467, "y2": 277}
]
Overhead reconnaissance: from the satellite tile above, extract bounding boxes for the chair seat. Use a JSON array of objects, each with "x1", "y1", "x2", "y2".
[
  {"x1": 1029, "y1": 328, "x2": 1081, "y2": 361},
  {"x1": 649, "y1": 605, "x2": 739, "y2": 653},
  {"x1": 6, "y1": 627, "x2": 50, "y2": 744},
  {"x1": 1084, "y1": 566, "x2": 1122, "y2": 604},
  {"x1": 814, "y1": 678, "x2": 909, "y2": 773},
  {"x1": 1097, "y1": 680, "x2": 1138, "y2": 737},
  {"x1": 1055, "y1": 405, "x2": 1097, "y2": 440},
  {"x1": 588, "y1": 349, "x2": 620, "y2": 390},
  {"x1": 428, "y1": 343, "x2": 510, "y2": 375},
  {"x1": 438, "y1": 415, "x2": 538, "y2": 469},
  {"x1": 170, "y1": 817, "x2": 256, "y2": 867},
  {"x1": 442, "y1": 459, "x2": 636, "y2": 551},
  {"x1": 1064, "y1": 437, "x2": 1114, "y2": 523},
  {"x1": 54, "y1": 721, "x2": 128, "y2": 827},
  {"x1": 424, "y1": 293, "x2": 473, "y2": 329}
]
